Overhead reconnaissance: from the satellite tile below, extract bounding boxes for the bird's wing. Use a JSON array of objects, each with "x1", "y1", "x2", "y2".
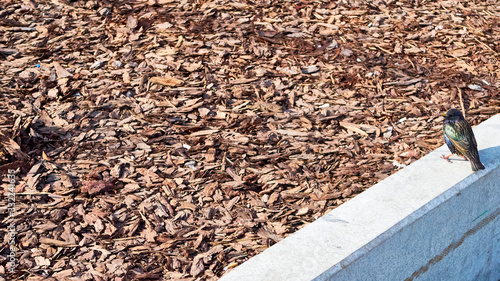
[
  {"x1": 466, "y1": 123, "x2": 478, "y2": 148},
  {"x1": 444, "y1": 121, "x2": 476, "y2": 156}
]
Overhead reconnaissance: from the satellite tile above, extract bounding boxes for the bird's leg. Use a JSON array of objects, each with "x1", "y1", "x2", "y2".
[{"x1": 441, "y1": 154, "x2": 453, "y2": 163}]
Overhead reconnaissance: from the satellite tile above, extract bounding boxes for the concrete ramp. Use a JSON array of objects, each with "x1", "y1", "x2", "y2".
[{"x1": 220, "y1": 114, "x2": 500, "y2": 281}]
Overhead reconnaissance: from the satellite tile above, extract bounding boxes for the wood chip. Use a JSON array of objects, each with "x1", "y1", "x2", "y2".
[
  {"x1": 150, "y1": 76, "x2": 184, "y2": 86},
  {"x1": 339, "y1": 122, "x2": 368, "y2": 136}
]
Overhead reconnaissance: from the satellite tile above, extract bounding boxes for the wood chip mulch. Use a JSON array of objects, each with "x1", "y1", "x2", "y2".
[{"x1": 1, "y1": 0, "x2": 499, "y2": 280}]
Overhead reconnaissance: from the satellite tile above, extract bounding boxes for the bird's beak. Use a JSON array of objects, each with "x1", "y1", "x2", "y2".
[{"x1": 442, "y1": 113, "x2": 447, "y2": 117}]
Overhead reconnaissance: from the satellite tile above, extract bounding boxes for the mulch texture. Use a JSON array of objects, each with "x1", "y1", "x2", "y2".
[{"x1": 0, "y1": 0, "x2": 499, "y2": 280}]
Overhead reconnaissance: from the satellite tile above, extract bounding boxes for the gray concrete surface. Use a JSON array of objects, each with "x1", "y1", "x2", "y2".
[{"x1": 220, "y1": 114, "x2": 500, "y2": 281}]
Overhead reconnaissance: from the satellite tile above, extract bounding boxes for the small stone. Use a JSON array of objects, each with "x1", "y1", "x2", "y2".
[
  {"x1": 327, "y1": 40, "x2": 339, "y2": 50},
  {"x1": 127, "y1": 62, "x2": 138, "y2": 68},
  {"x1": 301, "y1": 65, "x2": 320, "y2": 74},
  {"x1": 90, "y1": 61, "x2": 104, "y2": 70},
  {"x1": 112, "y1": 61, "x2": 123, "y2": 68},
  {"x1": 468, "y1": 84, "x2": 484, "y2": 91},
  {"x1": 184, "y1": 161, "x2": 197, "y2": 169},
  {"x1": 99, "y1": 7, "x2": 111, "y2": 16}
]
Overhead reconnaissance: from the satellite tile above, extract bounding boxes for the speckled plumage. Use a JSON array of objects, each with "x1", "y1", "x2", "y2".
[{"x1": 442, "y1": 109, "x2": 485, "y2": 171}]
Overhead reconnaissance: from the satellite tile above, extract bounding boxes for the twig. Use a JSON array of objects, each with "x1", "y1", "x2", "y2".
[
  {"x1": 457, "y1": 86, "x2": 465, "y2": 117},
  {"x1": 330, "y1": 46, "x2": 342, "y2": 61},
  {"x1": 406, "y1": 57, "x2": 416, "y2": 70},
  {"x1": 374, "y1": 44, "x2": 394, "y2": 55}
]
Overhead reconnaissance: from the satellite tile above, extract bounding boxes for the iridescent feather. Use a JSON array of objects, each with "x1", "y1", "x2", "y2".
[{"x1": 443, "y1": 109, "x2": 484, "y2": 171}]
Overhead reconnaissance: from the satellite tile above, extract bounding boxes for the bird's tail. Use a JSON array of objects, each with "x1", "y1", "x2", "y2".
[
  {"x1": 466, "y1": 148, "x2": 485, "y2": 172},
  {"x1": 470, "y1": 159, "x2": 485, "y2": 171}
]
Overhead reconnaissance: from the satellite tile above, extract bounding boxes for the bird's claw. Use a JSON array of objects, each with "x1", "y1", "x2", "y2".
[{"x1": 441, "y1": 154, "x2": 452, "y2": 163}]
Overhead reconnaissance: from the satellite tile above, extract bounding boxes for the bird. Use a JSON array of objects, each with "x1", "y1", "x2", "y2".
[{"x1": 441, "y1": 108, "x2": 485, "y2": 171}]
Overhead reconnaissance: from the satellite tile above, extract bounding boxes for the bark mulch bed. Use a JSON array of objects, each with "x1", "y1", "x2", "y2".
[{"x1": 1, "y1": 0, "x2": 499, "y2": 280}]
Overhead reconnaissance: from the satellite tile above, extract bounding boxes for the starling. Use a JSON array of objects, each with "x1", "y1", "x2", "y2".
[{"x1": 441, "y1": 109, "x2": 485, "y2": 171}]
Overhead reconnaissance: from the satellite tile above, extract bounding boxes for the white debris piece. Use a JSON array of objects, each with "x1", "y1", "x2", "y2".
[
  {"x1": 393, "y1": 160, "x2": 406, "y2": 169},
  {"x1": 468, "y1": 84, "x2": 484, "y2": 91},
  {"x1": 90, "y1": 61, "x2": 104, "y2": 70},
  {"x1": 184, "y1": 161, "x2": 197, "y2": 169}
]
